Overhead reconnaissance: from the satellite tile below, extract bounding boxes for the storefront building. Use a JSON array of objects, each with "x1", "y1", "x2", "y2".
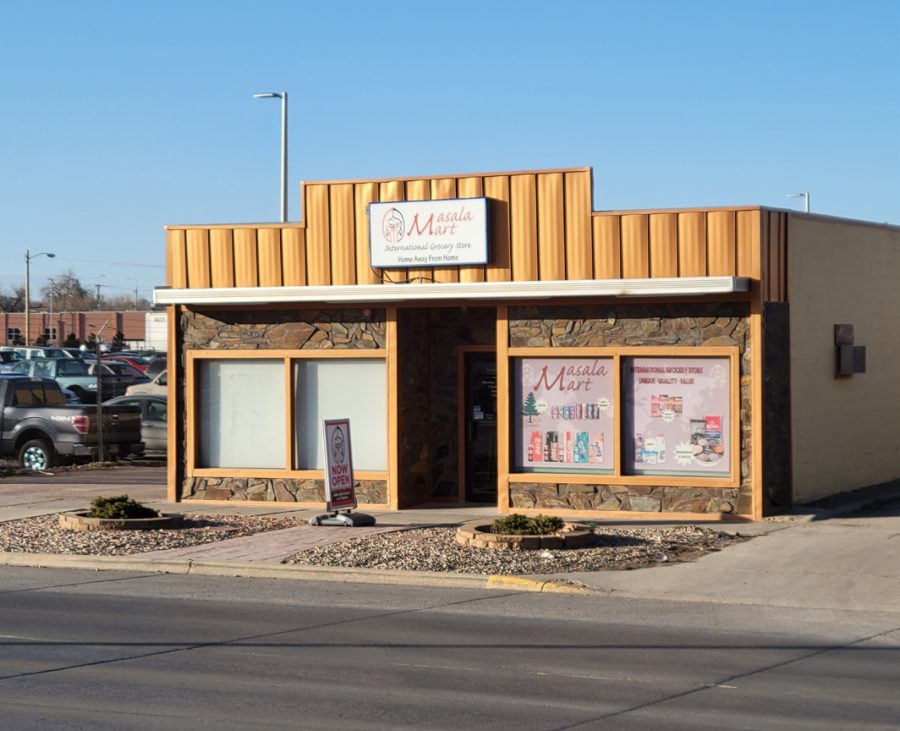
[{"x1": 155, "y1": 166, "x2": 900, "y2": 520}]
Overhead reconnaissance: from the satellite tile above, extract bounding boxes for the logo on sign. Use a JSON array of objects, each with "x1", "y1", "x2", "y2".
[
  {"x1": 382, "y1": 208, "x2": 406, "y2": 243},
  {"x1": 331, "y1": 426, "x2": 346, "y2": 464}
]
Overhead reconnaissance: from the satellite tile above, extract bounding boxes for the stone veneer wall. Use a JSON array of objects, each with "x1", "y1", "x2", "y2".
[
  {"x1": 508, "y1": 303, "x2": 754, "y2": 515},
  {"x1": 179, "y1": 307, "x2": 387, "y2": 503}
]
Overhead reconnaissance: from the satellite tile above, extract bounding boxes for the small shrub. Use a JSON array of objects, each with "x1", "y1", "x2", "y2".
[
  {"x1": 529, "y1": 514, "x2": 565, "y2": 534},
  {"x1": 86, "y1": 495, "x2": 158, "y2": 520},
  {"x1": 491, "y1": 513, "x2": 564, "y2": 535}
]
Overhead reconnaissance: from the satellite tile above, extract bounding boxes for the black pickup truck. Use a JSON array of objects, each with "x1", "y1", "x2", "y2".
[{"x1": 0, "y1": 376, "x2": 144, "y2": 470}]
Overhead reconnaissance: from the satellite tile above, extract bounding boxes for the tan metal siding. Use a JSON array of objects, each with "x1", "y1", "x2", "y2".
[
  {"x1": 257, "y1": 228, "x2": 283, "y2": 287},
  {"x1": 281, "y1": 227, "x2": 307, "y2": 286},
  {"x1": 707, "y1": 210, "x2": 736, "y2": 276},
  {"x1": 233, "y1": 229, "x2": 259, "y2": 287},
  {"x1": 510, "y1": 174, "x2": 538, "y2": 281},
  {"x1": 649, "y1": 213, "x2": 677, "y2": 278},
  {"x1": 592, "y1": 215, "x2": 621, "y2": 279},
  {"x1": 484, "y1": 175, "x2": 511, "y2": 282},
  {"x1": 209, "y1": 229, "x2": 235, "y2": 288},
  {"x1": 678, "y1": 211, "x2": 707, "y2": 277},
  {"x1": 167, "y1": 229, "x2": 187, "y2": 288},
  {"x1": 537, "y1": 172, "x2": 565, "y2": 280},
  {"x1": 564, "y1": 171, "x2": 592, "y2": 279},
  {"x1": 185, "y1": 229, "x2": 210, "y2": 288},
  {"x1": 329, "y1": 183, "x2": 356, "y2": 285},
  {"x1": 621, "y1": 214, "x2": 650, "y2": 278},
  {"x1": 305, "y1": 185, "x2": 331, "y2": 286},
  {"x1": 354, "y1": 183, "x2": 379, "y2": 285}
]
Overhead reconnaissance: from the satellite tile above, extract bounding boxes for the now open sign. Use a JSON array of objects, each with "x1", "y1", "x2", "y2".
[{"x1": 323, "y1": 419, "x2": 356, "y2": 511}]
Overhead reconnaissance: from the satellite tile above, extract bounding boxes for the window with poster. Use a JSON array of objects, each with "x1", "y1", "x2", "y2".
[
  {"x1": 513, "y1": 357, "x2": 616, "y2": 474},
  {"x1": 510, "y1": 349, "x2": 739, "y2": 484},
  {"x1": 623, "y1": 356, "x2": 732, "y2": 478}
]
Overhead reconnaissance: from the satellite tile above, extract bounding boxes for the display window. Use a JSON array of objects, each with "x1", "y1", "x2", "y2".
[
  {"x1": 293, "y1": 358, "x2": 387, "y2": 471},
  {"x1": 623, "y1": 356, "x2": 731, "y2": 477},
  {"x1": 197, "y1": 359, "x2": 285, "y2": 469},
  {"x1": 187, "y1": 350, "x2": 388, "y2": 478},
  {"x1": 508, "y1": 347, "x2": 739, "y2": 486},
  {"x1": 513, "y1": 357, "x2": 615, "y2": 474}
]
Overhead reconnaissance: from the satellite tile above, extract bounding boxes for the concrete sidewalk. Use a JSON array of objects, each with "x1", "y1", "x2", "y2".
[{"x1": 2, "y1": 465, "x2": 899, "y2": 612}]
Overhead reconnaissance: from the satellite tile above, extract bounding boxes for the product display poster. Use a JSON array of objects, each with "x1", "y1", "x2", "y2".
[
  {"x1": 624, "y1": 357, "x2": 731, "y2": 477},
  {"x1": 513, "y1": 358, "x2": 615, "y2": 473},
  {"x1": 322, "y1": 418, "x2": 357, "y2": 510}
]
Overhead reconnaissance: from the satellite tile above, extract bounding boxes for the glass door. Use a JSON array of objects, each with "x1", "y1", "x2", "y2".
[{"x1": 464, "y1": 352, "x2": 497, "y2": 502}]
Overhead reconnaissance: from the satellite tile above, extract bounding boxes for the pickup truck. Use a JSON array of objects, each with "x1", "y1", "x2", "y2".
[{"x1": 0, "y1": 376, "x2": 144, "y2": 470}]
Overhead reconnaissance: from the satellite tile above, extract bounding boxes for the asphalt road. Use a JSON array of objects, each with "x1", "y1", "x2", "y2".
[{"x1": 1, "y1": 568, "x2": 898, "y2": 730}]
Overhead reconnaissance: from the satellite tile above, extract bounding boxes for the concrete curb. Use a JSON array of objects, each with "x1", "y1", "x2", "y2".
[{"x1": 0, "y1": 551, "x2": 594, "y2": 594}]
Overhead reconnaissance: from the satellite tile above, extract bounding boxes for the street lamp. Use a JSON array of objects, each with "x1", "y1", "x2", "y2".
[
  {"x1": 786, "y1": 192, "x2": 810, "y2": 213},
  {"x1": 253, "y1": 91, "x2": 288, "y2": 222},
  {"x1": 24, "y1": 250, "x2": 55, "y2": 346}
]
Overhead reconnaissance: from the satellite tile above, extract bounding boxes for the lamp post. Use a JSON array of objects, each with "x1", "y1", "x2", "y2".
[
  {"x1": 787, "y1": 192, "x2": 810, "y2": 213},
  {"x1": 24, "y1": 250, "x2": 55, "y2": 346},
  {"x1": 253, "y1": 91, "x2": 288, "y2": 222}
]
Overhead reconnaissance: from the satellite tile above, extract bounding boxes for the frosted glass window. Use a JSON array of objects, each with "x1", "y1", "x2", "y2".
[
  {"x1": 294, "y1": 359, "x2": 386, "y2": 471},
  {"x1": 198, "y1": 359, "x2": 285, "y2": 468}
]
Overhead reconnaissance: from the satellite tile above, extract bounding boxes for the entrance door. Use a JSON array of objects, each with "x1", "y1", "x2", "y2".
[{"x1": 463, "y1": 352, "x2": 497, "y2": 502}]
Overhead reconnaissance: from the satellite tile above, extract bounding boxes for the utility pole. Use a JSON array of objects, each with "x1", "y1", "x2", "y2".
[{"x1": 93, "y1": 319, "x2": 111, "y2": 463}]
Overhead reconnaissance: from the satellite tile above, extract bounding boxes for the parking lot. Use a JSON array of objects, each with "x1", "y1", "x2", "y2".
[{"x1": 0, "y1": 463, "x2": 166, "y2": 521}]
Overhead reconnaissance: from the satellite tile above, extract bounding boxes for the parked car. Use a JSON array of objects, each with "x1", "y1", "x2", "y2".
[
  {"x1": 0, "y1": 375, "x2": 143, "y2": 469},
  {"x1": 103, "y1": 354, "x2": 150, "y2": 373},
  {"x1": 8, "y1": 358, "x2": 129, "y2": 403},
  {"x1": 105, "y1": 394, "x2": 166, "y2": 455},
  {"x1": 126, "y1": 369, "x2": 166, "y2": 396},
  {"x1": 60, "y1": 348, "x2": 96, "y2": 360},
  {"x1": 145, "y1": 354, "x2": 167, "y2": 380},
  {"x1": 0, "y1": 351, "x2": 24, "y2": 373},
  {"x1": 99, "y1": 360, "x2": 150, "y2": 389},
  {"x1": 11, "y1": 346, "x2": 70, "y2": 360}
]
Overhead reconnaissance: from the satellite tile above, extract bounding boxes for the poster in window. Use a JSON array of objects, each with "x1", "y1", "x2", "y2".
[
  {"x1": 513, "y1": 358, "x2": 615, "y2": 473},
  {"x1": 624, "y1": 357, "x2": 731, "y2": 477}
]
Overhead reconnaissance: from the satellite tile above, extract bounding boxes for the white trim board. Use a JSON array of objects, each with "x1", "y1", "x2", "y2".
[{"x1": 154, "y1": 277, "x2": 750, "y2": 306}]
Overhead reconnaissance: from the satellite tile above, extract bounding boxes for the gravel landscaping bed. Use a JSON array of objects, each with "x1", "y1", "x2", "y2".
[
  {"x1": 285, "y1": 525, "x2": 747, "y2": 574},
  {"x1": 0, "y1": 514, "x2": 303, "y2": 556}
]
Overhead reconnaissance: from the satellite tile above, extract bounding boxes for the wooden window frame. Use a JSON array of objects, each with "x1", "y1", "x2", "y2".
[
  {"x1": 505, "y1": 346, "x2": 741, "y2": 489},
  {"x1": 186, "y1": 348, "x2": 389, "y2": 481}
]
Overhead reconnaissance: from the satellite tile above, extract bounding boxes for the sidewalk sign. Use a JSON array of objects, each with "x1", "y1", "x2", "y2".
[
  {"x1": 309, "y1": 418, "x2": 376, "y2": 527},
  {"x1": 323, "y1": 418, "x2": 356, "y2": 511}
]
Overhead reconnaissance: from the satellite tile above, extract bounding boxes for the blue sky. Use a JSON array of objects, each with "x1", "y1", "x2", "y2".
[{"x1": 1, "y1": 0, "x2": 898, "y2": 299}]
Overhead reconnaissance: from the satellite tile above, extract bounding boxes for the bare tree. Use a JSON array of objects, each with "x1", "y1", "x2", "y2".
[{"x1": 40, "y1": 270, "x2": 92, "y2": 312}]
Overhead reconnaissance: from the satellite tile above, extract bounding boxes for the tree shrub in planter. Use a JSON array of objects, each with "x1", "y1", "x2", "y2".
[
  {"x1": 491, "y1": 513, "x2": 565, "y2": 535},
  {"x1": 86, "y1": 495, "x2": 158, "y2": 520}
]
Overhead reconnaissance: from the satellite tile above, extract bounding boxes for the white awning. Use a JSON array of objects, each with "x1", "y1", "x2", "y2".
[{"x1": 153, "y1": 276, "x2": 750, "y2": 306}]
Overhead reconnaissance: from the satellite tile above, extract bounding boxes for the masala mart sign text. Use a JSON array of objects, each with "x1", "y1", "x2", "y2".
[{"x1": 369, "y1": 197, "x2": 489, "y2": 268}]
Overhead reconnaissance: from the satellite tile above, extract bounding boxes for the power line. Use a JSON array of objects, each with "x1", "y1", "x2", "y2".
[{"x1": 56, "y1": 256, "x2": 164, "y2": 268}]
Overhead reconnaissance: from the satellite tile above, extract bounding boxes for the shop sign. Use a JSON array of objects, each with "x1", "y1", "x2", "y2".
[
  {"x1": 513, "y1": 358, "x2": 615, "y2": 473},
  {"x1": 369, "y1": 197, "x2": 489, "y2": 268},
  {"x1": 322, "y1": 418, "x2": 356, "y2": 510},
  {"x1": 624, "y1": 357, "x2": 731, "y2": 476}
]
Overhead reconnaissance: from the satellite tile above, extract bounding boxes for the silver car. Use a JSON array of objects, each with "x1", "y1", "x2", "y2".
[{"x1": 104, "y1": 394, "x2": 167, "y2": 455}]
